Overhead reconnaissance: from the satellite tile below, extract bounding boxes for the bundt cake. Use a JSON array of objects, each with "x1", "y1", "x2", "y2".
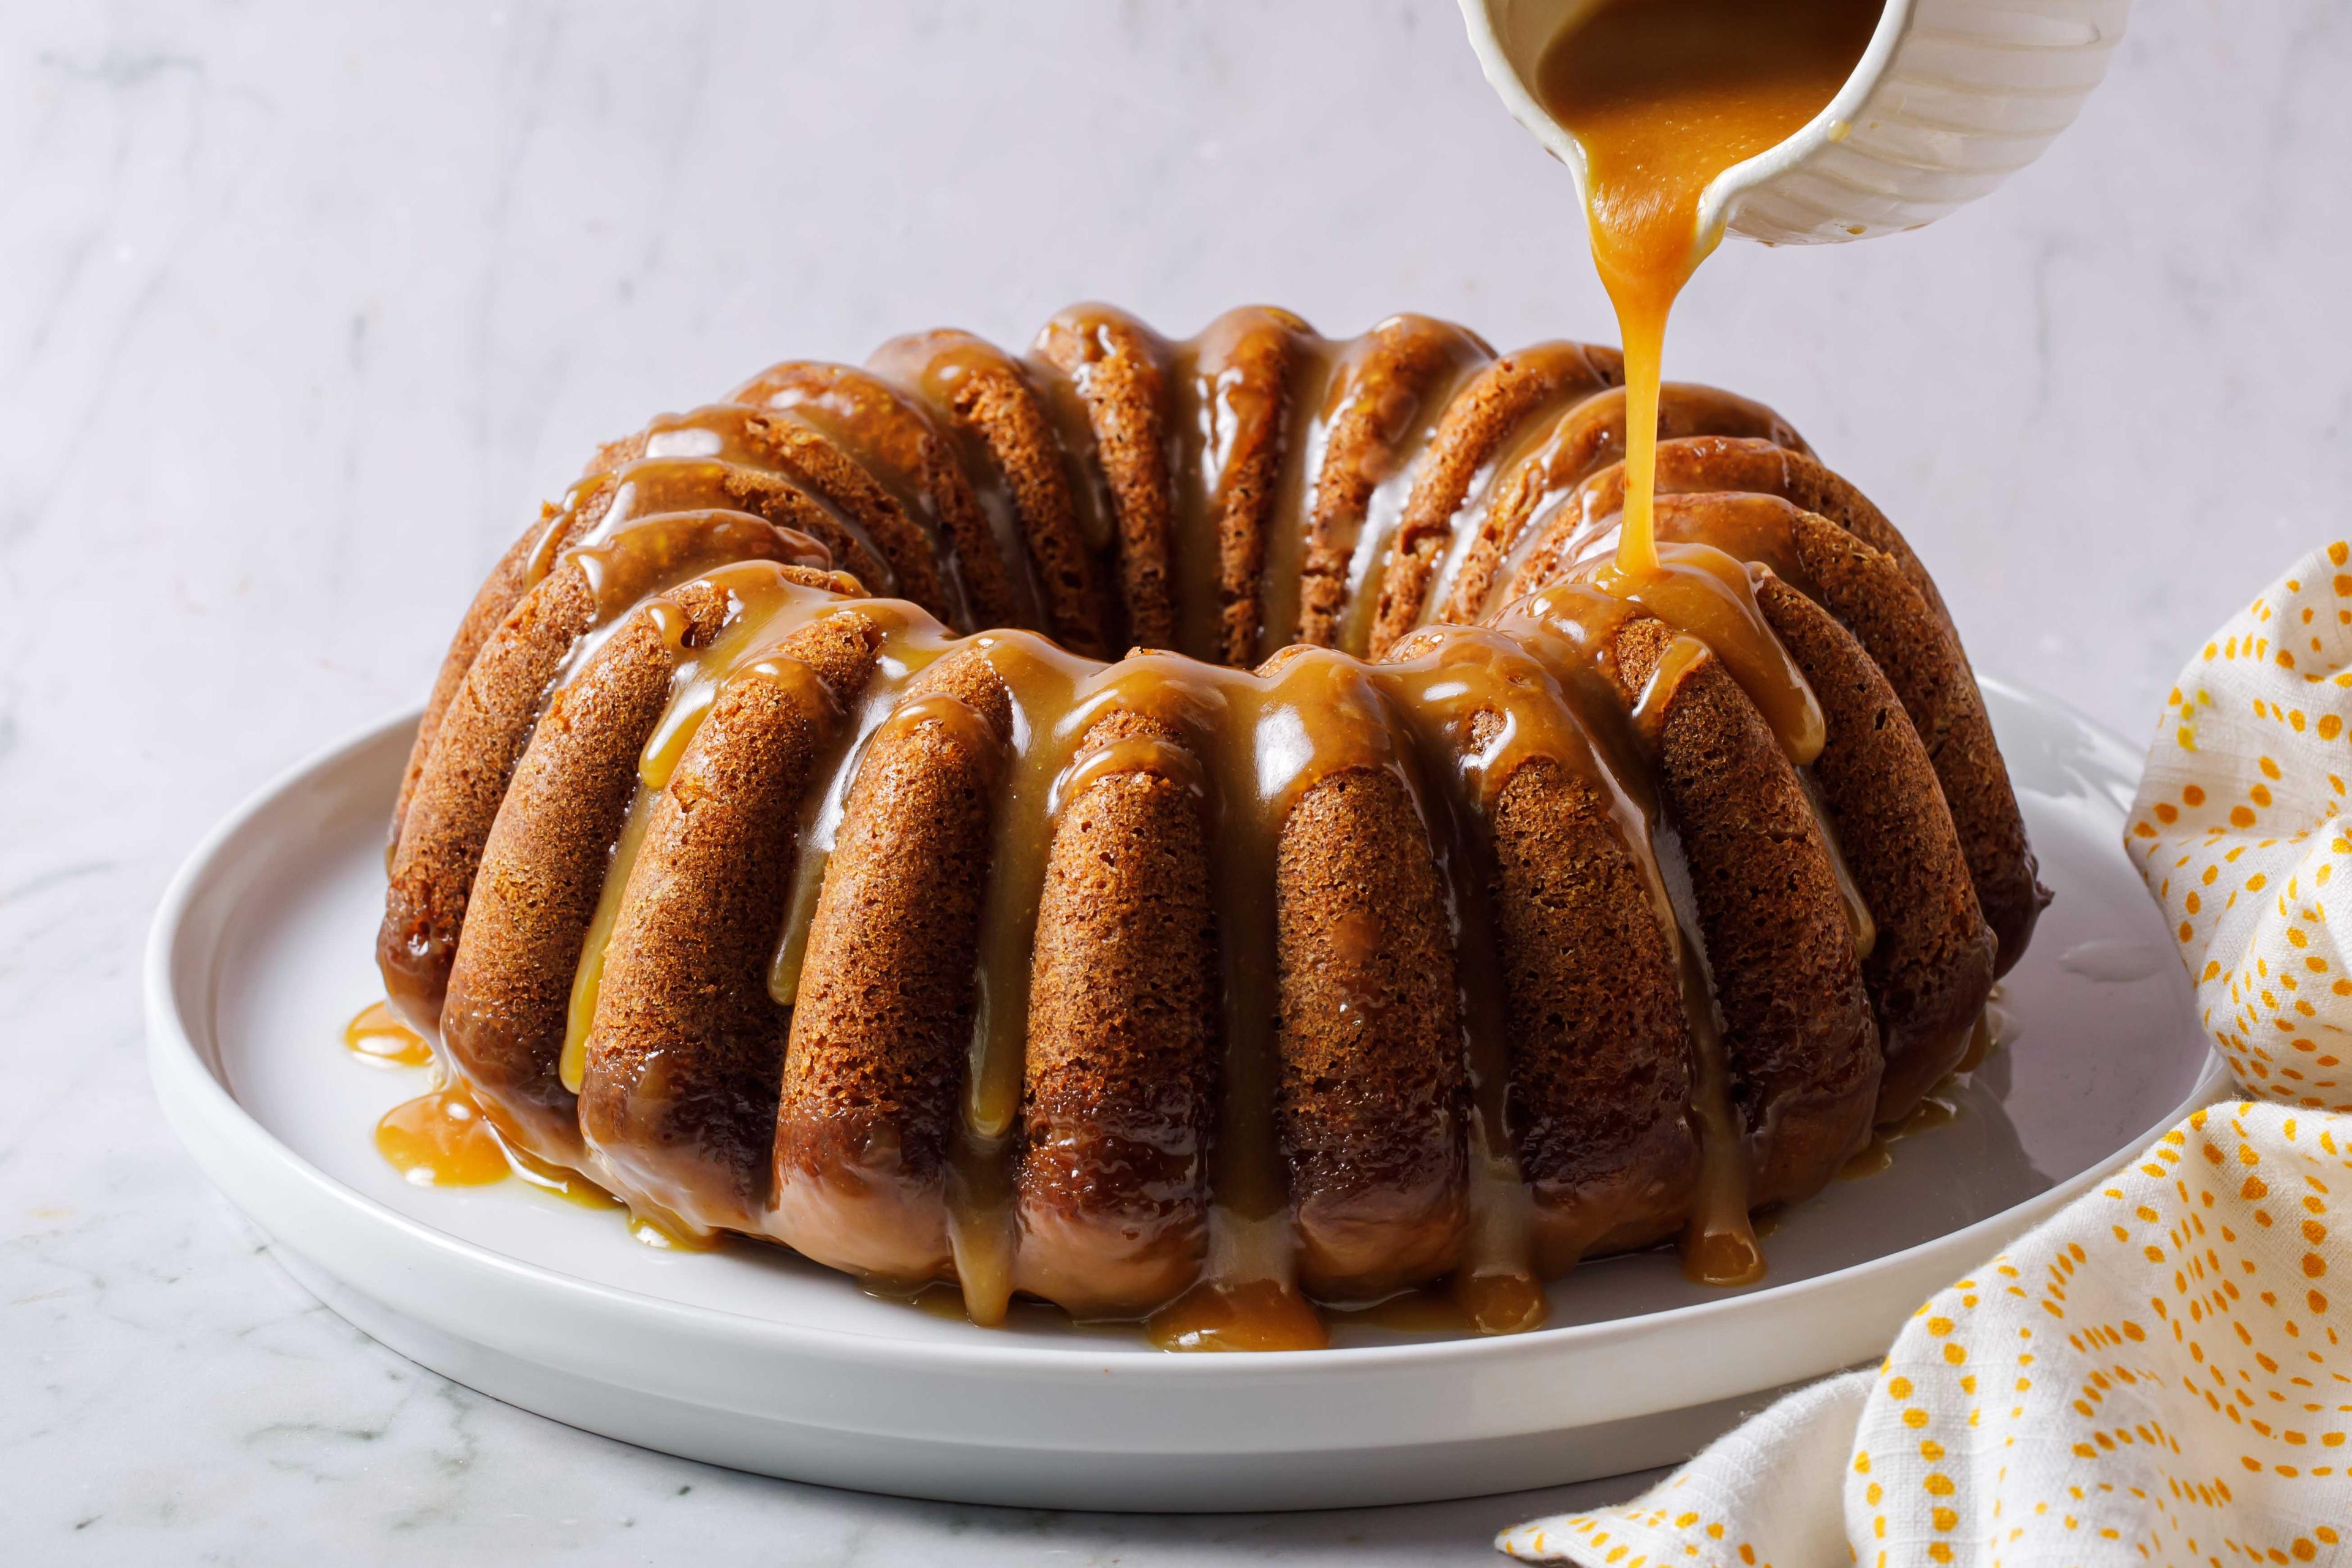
[{"x1": 377, "y1": 303, "x2": 2044, "y2": 1349}]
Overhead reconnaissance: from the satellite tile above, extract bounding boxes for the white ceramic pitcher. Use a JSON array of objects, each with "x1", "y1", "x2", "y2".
[{"x1": 1458, "y1": 0, "x2": 2131, "y2": 246}]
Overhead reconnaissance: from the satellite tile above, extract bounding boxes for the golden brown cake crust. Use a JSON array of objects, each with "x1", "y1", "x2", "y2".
[
  {"x1": 1608, "y1": 488, "x2": 2045, "y2": 976},
  {"x1": 1294, "y1": 315, "x2": 1491, "y2": 650},
  {"x1": 1188, "y1": 308, "x2": 1313, "y2": 666},
  {"x1": 1751, "y1": 575, "x2": 1996, "y2": 1120},
  {"x1": 869, "y1": 330, "x2": 1115, "y2": 659},
  {"x1": 1366, "y1": 341, "x2": 1623, "y2": 658},
  {"x1": 380, "y1": 518, "x2": 829, "y2": 1027},
  {"x1": 1014, "y1": 709, "x2": 1219, "y2": 1316},
  {"x1": 730, "y1": 361, "x2": 1027, "y2": 633},
  {"x1": 1477, "y1": 737, "x2": 1699, "y2": 1272},
  {"x1": 579, "y1": 612, "x2": 883, "y2": 1234},
  {"x1": 1607, "y1": 613, "x2": 1880, "y2": 1207},
  {"x1": 1275, "y1": 764, "x2": 1467, "y2": 1300},
  {"x1": 745, "y1": 412, "x2": 956, "y2": 623},
  {"x1": 770, "y1": 646, "x2": 1014, "y2": 1281},
  {"x1": 1782, "y1": 526, "x2": 2046, "y2": 978},
  {"x1": 1033, "y1": 305, "x2": 1179, "y2": 654},
  {"x1": 440, "y1": 576, "x2": 743, "y2": 1164}
]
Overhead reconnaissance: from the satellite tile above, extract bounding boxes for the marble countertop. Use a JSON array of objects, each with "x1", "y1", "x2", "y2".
[{"x1": 5, "y1": 1, "x2": 2346, "y2": 1561}]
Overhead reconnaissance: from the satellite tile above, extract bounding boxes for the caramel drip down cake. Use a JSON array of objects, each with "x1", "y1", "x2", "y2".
[{"x1": 377, "y1": 303, "x2": 2044, "y2": 1347}]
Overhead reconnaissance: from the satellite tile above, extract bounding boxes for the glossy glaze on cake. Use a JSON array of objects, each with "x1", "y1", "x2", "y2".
[{"x1": 376, "y1": 303, "x2": 2044, "y2": 1348}]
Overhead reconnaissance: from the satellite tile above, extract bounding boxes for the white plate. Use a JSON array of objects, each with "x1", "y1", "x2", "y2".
[{"x1": 146, "y1": 678, "x2": 2224, "y2": 1512}]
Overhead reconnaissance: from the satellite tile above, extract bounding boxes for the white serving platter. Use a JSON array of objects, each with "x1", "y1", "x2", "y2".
[{"x1": 146, "y1": 678, "x2": 2225, "y2": 1512}]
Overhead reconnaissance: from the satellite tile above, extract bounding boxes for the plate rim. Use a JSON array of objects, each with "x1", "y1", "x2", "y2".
[{"x1": 145, "y1": 679, "x2": 2228, "y2": 1385}]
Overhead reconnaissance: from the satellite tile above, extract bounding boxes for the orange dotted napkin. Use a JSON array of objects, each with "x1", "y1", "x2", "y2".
[
  {"x1": 2132, "y1": 541, "x2": 2352, "y2": 1110},
  {"x1": 1499, "y1": 542, "x2": 2352, "y2": 1566}
]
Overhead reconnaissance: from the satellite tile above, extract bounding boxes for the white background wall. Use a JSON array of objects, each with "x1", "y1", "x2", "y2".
[{"x1": 4, "y1": 2, "x2": 2348, "y2": 1559}]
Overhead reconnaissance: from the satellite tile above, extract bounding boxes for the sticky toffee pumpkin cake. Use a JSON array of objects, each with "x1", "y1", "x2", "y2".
[{"x1": 375, "y1": 304, "x2": 2043, "y2": 1349}]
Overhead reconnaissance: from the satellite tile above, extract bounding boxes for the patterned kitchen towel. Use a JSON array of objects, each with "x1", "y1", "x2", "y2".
[{"x1": 1500, "y1": 541, "x2": 2352, "y2": 1566}]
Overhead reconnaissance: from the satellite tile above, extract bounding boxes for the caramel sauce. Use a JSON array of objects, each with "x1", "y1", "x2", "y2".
[
  {"x1": 375, "y1": 1084, "x2": 513, "y2": 1187},
  {"x1": 1670, "y1": 932, "x2": 1764, "y2": 1287},
  {"x1": 1169, "y1": 308, "x2": 1318, "y2": 662},
  {"x1": 559, "y1": 785, "x2": 663, "y2": 1096},
  {"x1": 1590, "y1": 544, "x2": 1824, "y2": 765},
  {"x1": 1317, "y1": 320, "x2": 1494, "y2": 658},
  {"x1": 1251, "y1": 334, "x2": 1344, "y2": 664},
  {"x1": 557, "y1": 563, "x2": 862, "y2": 1099},
  {"x1": 509, "y1": 1143, "x2": 627, "y2": 1210},
  {"x1": 950, "y1": 638, "x2": 1083, "y2": 1327},
  {"x1": 1211, "y1": 656, "x2": 1381, "y2": 1313},
  {"x1": 1958, "y1": 990, "x2": 2011, "y2": 1072},
  {"x1": 1839, "y1": 1084, "x2": 1962, "y2": 1180},
  {"x1": 766, "y1": 611, "x2": 962, "y2": 1006},
  {"x1": 1379, "y1": 629, "x2": 1586, "y2": 1324},
  {"x1": 629, "y1": 1210, "x2": 722, "y2": 1251},
  {"x1": 1838, "y1": 1137, "x2": 1893, "y2": 1180},
  {"x1": 1537, "y1": 0, "x2": 1883, "y2": 573},
  {"x1": 1454, "y1": 1268, "x2": 1551, "y2": 1335},
  {"x1": 360, "y1": 996, "x2": 604, "y2": 1198},
  {"x1": 868, "y1": 333, "x2": 1053, "y2": 631},
  {"x1": 1147, "y1": 1277, "x2": 1330, "y2": 1353},
  {"x1": 343, "y1": 1000, "x2": 432, "y2": 1068},
  {"x1": 361, "y1": 1013, "x2": 710, "y2": 1238}
]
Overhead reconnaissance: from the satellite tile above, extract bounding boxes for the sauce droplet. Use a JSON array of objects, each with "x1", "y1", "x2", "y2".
[
  {"x1": 375, "y1": 1086, "x2": 511, "y2": 1186},
  {"x1": 1455, "y1": 1269, "x2": 1550, "y2": 1335},
  {"x1": 1840, "y1": 1085, "x2": 1963, "y2": 1180},
  {"x1": 1683, "y1": 1223, "x2": 1767, "y2": 1287},
  {"x1": 343, "y1": 999, "x2": 432, "y2": 1068},
  {"x1": 1956, "y1": 997, "x2": 2011, "y2": 1073},
  {"x1": 508, "y1": 1144, "x2": 625, "y2": 1210},
  {"x1": 630, "y1": 1208, "x2": 720, "y2": 1251},
  {"x1": 1147, "y1": 1278, "x2": 1329, "y2": 1352}
]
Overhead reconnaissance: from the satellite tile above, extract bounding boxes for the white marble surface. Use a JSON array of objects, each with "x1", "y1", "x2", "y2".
[{"x1": 5, "y1": 1, "x2": 2348, "y2": 1561}]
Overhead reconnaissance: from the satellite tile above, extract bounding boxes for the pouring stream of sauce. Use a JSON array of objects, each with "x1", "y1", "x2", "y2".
[{"x1": 1536, "y1": 0, "x2": 1883, "y2": 575}]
